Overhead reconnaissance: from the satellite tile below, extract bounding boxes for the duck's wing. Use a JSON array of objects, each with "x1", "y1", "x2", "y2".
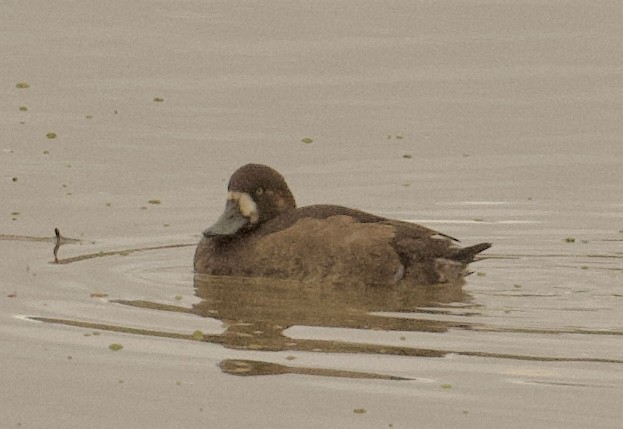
[
  {"x1": 259, "y1": 204, "x2": 460, "y2": 244},
  {"x1": 255, "y1": 204, "x2": 383, "y2": 236},
  {"x1": 294, "y1": 205, "x2": 457, "y2": 239}
]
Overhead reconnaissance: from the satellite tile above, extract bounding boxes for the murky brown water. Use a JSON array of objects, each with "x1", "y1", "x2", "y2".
[
  {"x1": 3, "y1": 196, "x2": 622, "y2": 428},
  {"x1": 2, "y1": 0, "x2": 622, "y2": 427},
  {"x1": 29, "y1": 222, "x2": 622, "y2": 373}
]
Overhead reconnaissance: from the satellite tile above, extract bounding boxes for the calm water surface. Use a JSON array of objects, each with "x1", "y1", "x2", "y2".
[{"x1": 22, "y1": 194, "x2": 622, "y2": 428}]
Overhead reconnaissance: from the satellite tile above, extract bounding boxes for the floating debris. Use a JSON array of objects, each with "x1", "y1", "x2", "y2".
[
  {"x1": 441, "y1": 383, "x2": 453, "y2": 389},
  {"x1": 153, "y1": 97, "x2": 164, "y2": 102},
  {"x1": 403, "y1": 154, "x2": 412, "y2": 159},
  {"x1": 46, "y1": 132, "x2": 57, "y2": 139},
  {"x1": 49, "y1": 229, "x2": 83, "y2": 262},
  {"x1": 12, "y1": 177, "x2": 18, "y2": 182},
  {"x1": 174, "y1": 295, "x2": 182, "y2": 301},
  {"x1": 565, "y1": 237, "x2": 576, "y2": 243},
  {"x1": 90, "y1": 292, "x2": 109, "y2": 298},
  {"x1": 301, "y1": 137, "x2": 313, "y2": 144},
  {"x1": 148, "y1": 199, "x2": 161, "y2": 205},
  {"x1": 353, "y1": 408, "x2": 367, "y2": 414},
  {"x1": 53, "y1": 228, "x2": 61, "y2": 263},
  {"x1": 192, "y1": 330, "x2": 204, "y2": 341},
  {"x1": 108, "y1": 343, "x2": 123, "y2": 351},
  {"x1": 19, "y1": 106, "x2": 28, "y2": 111},
  {"x1": 16, "y1": 82, "x2": 30, "y2": 89}
]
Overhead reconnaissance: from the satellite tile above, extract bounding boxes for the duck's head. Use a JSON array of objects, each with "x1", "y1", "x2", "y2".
[{"x1": 203, "y1": 164, "x2": 296, "y2": 237}]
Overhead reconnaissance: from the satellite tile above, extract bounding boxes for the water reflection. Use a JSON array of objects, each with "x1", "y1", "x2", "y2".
[
  {"x1": 28, "y1": 248, "x2": 623, "y2": 381},
  {"x1": 192, "y1": 274, "x2": 472, "y2": 375}
]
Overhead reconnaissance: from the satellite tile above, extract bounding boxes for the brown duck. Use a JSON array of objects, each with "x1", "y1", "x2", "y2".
[{"x1": 194, "y1": 164, "x2": 491, "y2": 287}]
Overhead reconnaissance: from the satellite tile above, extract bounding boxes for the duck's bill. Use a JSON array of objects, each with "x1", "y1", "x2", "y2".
[{"x1": 202, "y1": 199, "x2": 250, "y2": 237}]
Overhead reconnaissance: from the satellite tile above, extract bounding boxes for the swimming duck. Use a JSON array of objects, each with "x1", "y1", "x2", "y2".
[{"x1": 194, "y1": 164, "x2": 491, "y2": 287}]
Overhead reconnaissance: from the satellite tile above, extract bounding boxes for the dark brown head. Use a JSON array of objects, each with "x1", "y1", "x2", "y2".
[{"x1": 203, "y1": 164, "x2": 296, "y2": 237}]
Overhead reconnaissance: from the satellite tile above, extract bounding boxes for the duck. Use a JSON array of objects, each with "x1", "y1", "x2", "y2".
[{"x1": 194, "y1": 164, "x2": 491, "y2": 287}]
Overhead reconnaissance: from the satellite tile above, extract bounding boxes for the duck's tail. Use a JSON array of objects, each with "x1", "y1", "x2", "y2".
[{"x1": 448, "y1": 242, "x2": 492, "y2": 263}]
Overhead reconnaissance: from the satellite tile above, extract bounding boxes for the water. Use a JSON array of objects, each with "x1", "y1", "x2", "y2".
[
  {"x1": 1, "y1": 0, "x2": 622, "y2": 427},
  {"x1": 8, "y1": 195, "x2": 621, "y2": 428}
]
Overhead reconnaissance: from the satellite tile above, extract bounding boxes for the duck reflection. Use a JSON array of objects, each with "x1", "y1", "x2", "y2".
[
  {"x1": 33, "y1": 274, "x2": 476, "y2": 379},
  {"x1": 193, "y1": 274, "x2": 472, "y2": 358}
]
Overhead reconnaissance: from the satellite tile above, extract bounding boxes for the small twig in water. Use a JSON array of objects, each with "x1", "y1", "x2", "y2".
[{"x1": 53, "y1": 228, "x2": 61, "y2": 263}]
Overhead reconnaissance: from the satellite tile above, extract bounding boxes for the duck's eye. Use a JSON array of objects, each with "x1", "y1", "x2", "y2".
[{"x1": 255, "y1": 187, "x2": 264, "y2": 196}]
